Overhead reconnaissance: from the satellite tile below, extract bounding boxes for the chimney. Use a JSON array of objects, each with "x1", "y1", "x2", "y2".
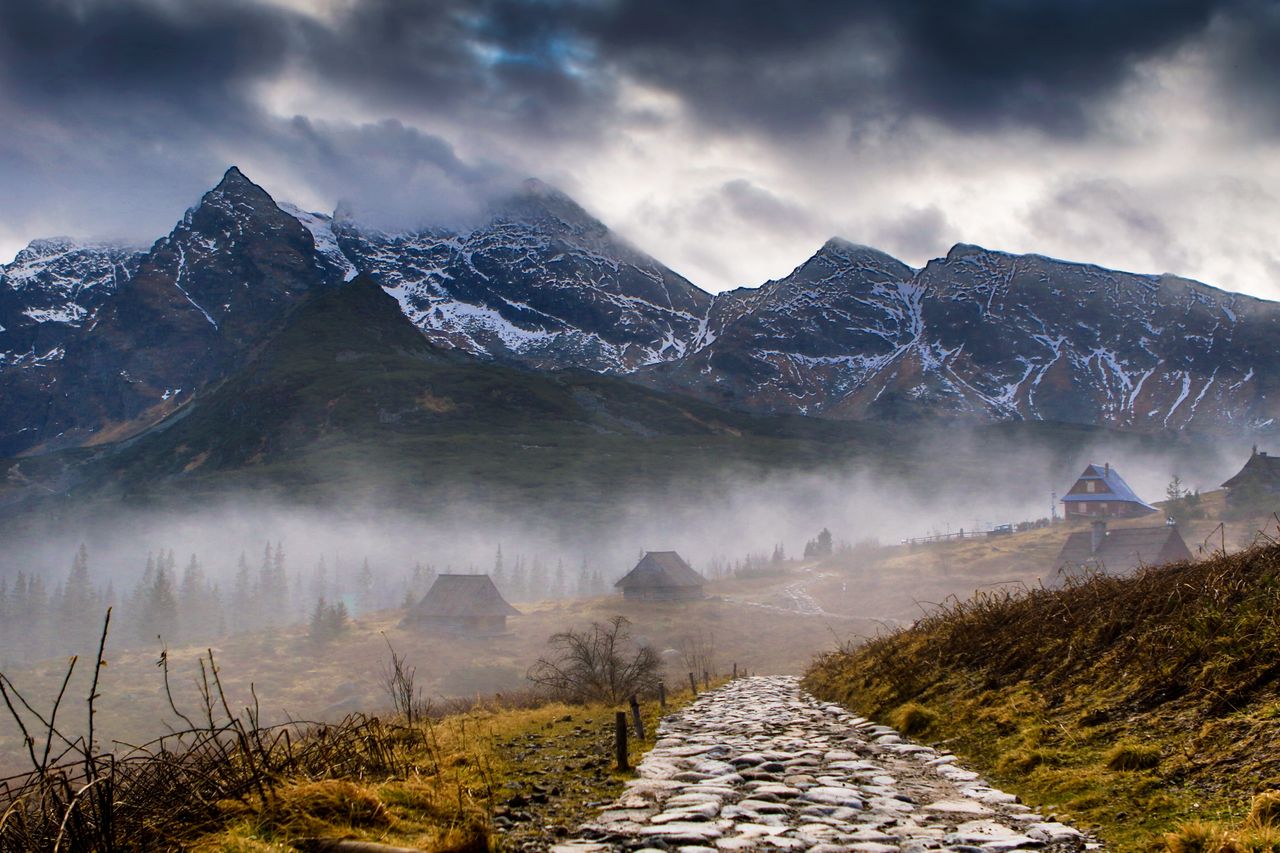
[
  {"x1": 1104, "y1": 462, "x2": 1110, "y2": 477},
  {"x1": 1091, "y1": 520, "x2": 1107, "y2": 554}
]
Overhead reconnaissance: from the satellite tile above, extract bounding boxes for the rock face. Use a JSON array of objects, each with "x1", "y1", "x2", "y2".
[
  {"x1": 642, "y1": 243, "x2": 1280, "y2": 433},
  {"x1": 0, "y1": 167, "x2": 336, "y2": 455},
  {"x1": 331, "y1": 179, "x2": 712, "y2": 372},
  {"x1": 555, "y1": 676, "x2": 1091, "y2": 853}
]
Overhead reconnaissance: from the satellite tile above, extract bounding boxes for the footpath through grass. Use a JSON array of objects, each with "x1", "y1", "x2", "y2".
[{"x1": 804, "y1": 540, "x2": 1280, "y2": 852}]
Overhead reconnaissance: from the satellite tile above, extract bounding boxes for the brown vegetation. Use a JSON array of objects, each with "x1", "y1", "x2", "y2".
[{"x1": 805, "y1": 532, "x2": 1280, "y2": 850}]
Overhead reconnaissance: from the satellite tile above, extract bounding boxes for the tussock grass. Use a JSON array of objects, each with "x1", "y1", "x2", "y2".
[
  {"x1": 1166, "y1": 793, "x2": 1280, "y2": 853},
  {"x1": 890, "y1": 702, "x2": 937, "y2": 737},
  {"x1": 805, "y1": 538, "x2": 1280, "y2": 851},
  {"x1": 1105, "y1": 742, "x2": 1161, "y2": 772}
]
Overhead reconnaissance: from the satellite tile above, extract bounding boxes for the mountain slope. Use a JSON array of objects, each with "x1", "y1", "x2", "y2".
[
  {"x1": 64, "y1": 276, "x2": 893, "y2": 514},
  {"x1": 642, "y1": 242, "x2": 1280, "y2": 433},
  {"x1": 332, "y1": 179, "x2": 712, "y2": 372},
  {"x1": 0, "y1": 167, "x2": 338, "y2": 455}
]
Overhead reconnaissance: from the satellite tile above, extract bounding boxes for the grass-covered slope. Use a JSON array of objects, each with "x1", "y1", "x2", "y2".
[
  {"x1": 9, "y1": 276, "x2": 902, "y2": 519},
  {"x1": 804, "y1": 539, "x2": 1280, "y2": 851}
]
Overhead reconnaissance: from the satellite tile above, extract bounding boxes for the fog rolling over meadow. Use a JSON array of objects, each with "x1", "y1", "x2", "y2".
[{"x1": 0, "y1": 421, "x2": 1240, "y2": 661}]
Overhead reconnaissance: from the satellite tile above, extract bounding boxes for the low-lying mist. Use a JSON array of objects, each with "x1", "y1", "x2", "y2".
[{"x1": 0, "y1": 422, "x2": 1247, "y2": 670}]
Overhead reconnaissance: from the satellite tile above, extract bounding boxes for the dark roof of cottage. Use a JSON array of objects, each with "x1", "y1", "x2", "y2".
[
  {"x1": 410, "y1": 574, "x2": 518, "y2": 618},
  {"x1": 1061, "y1": 463, "x2": 1157, "y2": 512},
  {"x1": 615, "y1": 551, "x2": 704, "y2": 590},
  {"x1": 1054, "y1": 525, "x2": 1192, "y2": 575},
  {"x1": 1222, "y1": 451, "x2": 1280, "y2": 489}
]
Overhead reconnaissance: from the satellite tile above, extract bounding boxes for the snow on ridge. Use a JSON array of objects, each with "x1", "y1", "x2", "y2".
[{"x1": 279, "y1": 203, "x2": 359, "y2": 282}]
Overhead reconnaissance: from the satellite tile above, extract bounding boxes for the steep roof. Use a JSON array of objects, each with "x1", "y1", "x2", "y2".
[
  {"x1": 615, "y1": 551, "x2": 704, "y2": 590},
  {"x1": 1055, "y1": 525, "x2": 1192, "y2": 576},
  {"x1": 410, "y1": 574, "x2": 518, "y2": 618},
  {"x1": 1061, "y1": 463, "x2": 1157, "y2": 512},
  {"x1": 1222, "y1": 450, "x2": 1280, "y2": 489}
]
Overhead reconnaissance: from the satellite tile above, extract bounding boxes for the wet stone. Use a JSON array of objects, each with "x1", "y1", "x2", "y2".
[{"x1": 556, "y1": 676, "x2": 1097, "y2": 853}]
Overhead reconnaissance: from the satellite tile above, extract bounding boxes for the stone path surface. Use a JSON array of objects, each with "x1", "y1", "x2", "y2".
[{"x1": 555, "y1": 676, "x2": 1095, "y2": 853}]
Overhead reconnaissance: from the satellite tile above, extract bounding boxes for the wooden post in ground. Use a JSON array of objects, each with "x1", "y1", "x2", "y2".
[
  {"x1": 615, "y1": 711, "x2": 629, "y2": 771},
  {"x1": 688, "y1": 672, "x2": 698, "y2": 696},
  {"x1": 703, "y1": 670, "x2": 710, "y2": 689},
  {"x1": 732, "y1": 662, "x2": 737, "y2": 679},
  {"x1": 658, "y1": 681, "x2": 667, "y2": 709},
  {"x1": 629, "y1": 694, "x2": 646, "y2": 741}
]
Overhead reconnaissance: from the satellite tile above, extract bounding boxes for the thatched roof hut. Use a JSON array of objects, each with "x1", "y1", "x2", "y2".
[
  {"x1": 401, "y1": 574, "x2": 518, "y2": 636},
  {"x1": 615, "y1": 551, "x2": 705, "y2": 601}
]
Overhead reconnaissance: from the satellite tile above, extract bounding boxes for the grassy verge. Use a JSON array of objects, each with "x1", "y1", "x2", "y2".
[
  {"x1": 803, "y1": 541, "x2": 1280, "y2": 852},
  {"x1": 197, "y1": 687, "x2": 699, "y2": 851}
]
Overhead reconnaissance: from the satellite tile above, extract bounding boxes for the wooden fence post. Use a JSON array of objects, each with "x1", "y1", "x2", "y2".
[
  {"x1": 615, "y1": 711, "x2": 629, "y2": 771},
  {"x1": 732, "y1": 662, "x2": 737, "y2": 679},
  {"x1": 658, "y1": 681, "x2": 667, "y2": 709},
  {"x1": 703, "y1": 670, "x2": 709, "y2": 689},
  {"x1": 688, "y1": 672, "x2": 698, "y2": 696},
  {"x1": 629, "y1": 694, "x2": 646, "y2": 741}
]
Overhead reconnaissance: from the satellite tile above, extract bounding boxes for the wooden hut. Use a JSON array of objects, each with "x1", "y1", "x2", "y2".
[
  {"x1": 615, "y1": 551, "x2": 705, "y2": 602},
  {"x1": 401, "y1": 574, "x2": 518, "y2": 636},
  {"x1": 1221, "y1": 447, "x2": 1280, "y2": 507},
  {"x1": 1051, "y1": 520, "x2": 1192, "y2": 586},
  {"x1": 1060, "y1": 463, "x2": 1158, "y2": 520}
]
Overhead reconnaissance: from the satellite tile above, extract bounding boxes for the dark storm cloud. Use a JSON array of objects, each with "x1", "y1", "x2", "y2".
[
  {"x1": 1, "y1": 0, "x2": 1278, "y2": 282},
  {"x1": 570, "y1": 0, "x2": 1229, "y2": 135}
]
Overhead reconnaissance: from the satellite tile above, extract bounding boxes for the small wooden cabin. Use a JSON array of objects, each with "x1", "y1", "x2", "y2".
[
  {"x1": 1060, "y1": 463, "x2": 1157, "y2": 520},
  {"x1": 401, "y1": 574, "x2": 518, "y2": 636},
  {"x1": 615, "y1": 551, "x2": 705, "y2": 602},
  {"x1": 1221, "y1": 447, "x2": 1280, "y2": 507},
  {"x1": 1051, "y1": 520, "x2": 1192, "y2": 586}
]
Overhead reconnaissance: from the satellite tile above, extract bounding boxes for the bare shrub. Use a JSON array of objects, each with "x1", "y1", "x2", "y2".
[
  {"x1": 527, "y1": 615, "x2": 661, "y2": 704},
  {"x1": 676, "y1": 628, "x2": 716, "y2": 678},
  {"x1": 380, "y1": 636, "x2": 428, "y2": 724}
]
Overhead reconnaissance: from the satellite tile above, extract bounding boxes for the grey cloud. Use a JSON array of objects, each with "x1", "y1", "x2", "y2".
[
  {"x1": 718, "y1": 180, "x2": 818, "y2": 234},
  {"x1": 865, "y1": 206, "x2": 952, "y2": 264},
  {"x1": 1027, "y1": 178, "x2": 1192, "y2": 273}
]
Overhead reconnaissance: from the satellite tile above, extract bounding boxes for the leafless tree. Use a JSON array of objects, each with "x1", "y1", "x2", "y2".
[{"x1": 527, "y1": 615, "x2": 661, "y2": 704}]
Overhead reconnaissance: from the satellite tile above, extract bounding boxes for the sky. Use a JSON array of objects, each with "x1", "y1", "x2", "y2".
[{"x1": 1, "y1": 0, "x2": 1278, "y2": 297}]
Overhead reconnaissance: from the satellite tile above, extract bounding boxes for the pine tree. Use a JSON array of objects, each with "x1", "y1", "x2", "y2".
[
  {"x1": 232, "y1": 552, "x2": 254, "y2": 633},
  {"x1": 551, "y1": 559, "x2": 565, "y2": 599},
  {"x1": 143, "y1": 562, "x2": 178, "y2": 643},
  {"x1": 357, "y1": 558, "x2": 374, "y2": 612}
]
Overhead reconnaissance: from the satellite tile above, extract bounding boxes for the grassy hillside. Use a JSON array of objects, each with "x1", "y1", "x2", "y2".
[{"x1": 804, "y1": 536, "x2": 1280, "y2": 851}]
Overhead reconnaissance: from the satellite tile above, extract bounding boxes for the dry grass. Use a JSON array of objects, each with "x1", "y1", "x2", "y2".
[
  {"x1": 805, "y1": 535, "x2": 1280, "y2": 851},
  {"x1": 0, "y1": 626, "x2": 703, "y2": 852}
]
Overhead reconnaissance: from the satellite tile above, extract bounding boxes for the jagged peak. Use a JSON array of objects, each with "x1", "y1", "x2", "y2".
[
  {"x1": 801, "y1": 238, "x2": 913, "y2": 277},
  {"x1": 945, "y1": 242, "x2": 989, "y2": 261},
  {"x1": 491, "y1": 178, "x2": 606, "y2": 235}
]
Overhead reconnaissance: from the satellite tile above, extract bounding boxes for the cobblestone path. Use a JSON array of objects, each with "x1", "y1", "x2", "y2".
[{"x1": 555, "y1": 676, "x2": 1095, "y2": 853}]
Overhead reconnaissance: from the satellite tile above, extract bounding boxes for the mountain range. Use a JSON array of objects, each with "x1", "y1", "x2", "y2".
[{"x1": 2, "y1": 166, "x2": 1276, "y2": 462}]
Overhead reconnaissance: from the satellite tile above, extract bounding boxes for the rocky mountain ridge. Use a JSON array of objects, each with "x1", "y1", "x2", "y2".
[{"x1": 2, "y1": 166, "x2": 1277, "y2": 457}]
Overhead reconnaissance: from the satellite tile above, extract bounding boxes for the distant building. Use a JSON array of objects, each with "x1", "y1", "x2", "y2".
[
  {"x1": 615, "y1": 551, "x2": 705, "y2": 602},
  {"x1": 1051, "y1": 520, "x2": 1192, "y2": 585},
  {"x1": 400, "y1": 574, "x2": 518, "y2": 636},
  {"x1": 1221, "y1": 447, "x2": 1280, "y2": 507},
  {"x1": 1060, "y1": 463, "x2": 1158, "y2": 520}
]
